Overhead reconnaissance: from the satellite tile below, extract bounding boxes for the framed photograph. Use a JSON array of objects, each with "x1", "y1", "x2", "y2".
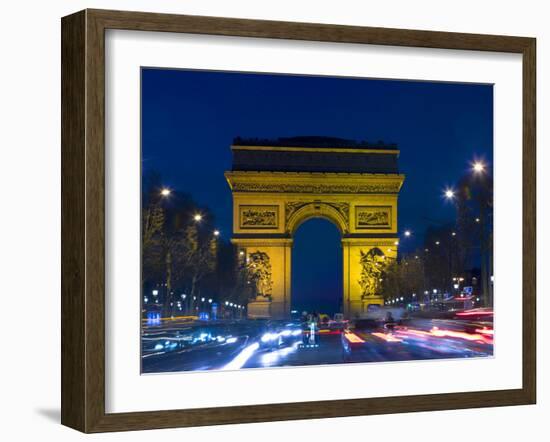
[{"x1": 61, "y1": 9, "x2": 536, "y2": 433}]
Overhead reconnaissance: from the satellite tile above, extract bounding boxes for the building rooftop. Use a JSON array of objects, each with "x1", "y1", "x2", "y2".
[
  {"x1": 230, "y1": 136, "x2": 400, "y2": 174},
  {"x1": 233, "y1": 136, "x2": 397, "y2": 150}
]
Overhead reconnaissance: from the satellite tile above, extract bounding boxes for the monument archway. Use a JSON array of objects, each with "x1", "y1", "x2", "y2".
[
  {"x1": 225, "y1": 136, "x2": 405, "y2": 319},
  {"x1": 291, "y1": 217, "x2": 343, "y2": 316}
]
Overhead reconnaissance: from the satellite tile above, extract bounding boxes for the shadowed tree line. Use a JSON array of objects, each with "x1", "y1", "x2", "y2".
[
  {"x1": 378, "y1": 167, "x2": 493, "y2": 306},
  {"x1": 142, "y1": 172, "x2": 256, "y2": 317}
]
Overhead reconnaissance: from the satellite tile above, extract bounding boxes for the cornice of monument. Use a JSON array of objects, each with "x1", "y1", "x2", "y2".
[{"x1": 224, "y1": 170, "x2": 405, "y2": 194}]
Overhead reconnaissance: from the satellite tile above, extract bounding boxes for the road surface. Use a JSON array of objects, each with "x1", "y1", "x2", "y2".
[{"x1": 141, "y1": 317, "x2": 493, "y2": 373}]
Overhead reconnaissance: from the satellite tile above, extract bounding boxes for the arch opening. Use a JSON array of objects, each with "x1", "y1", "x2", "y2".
[
  {"x1": 291, "y1": 217, "x2": 343, "y2": 317},
  {"x1": 286, "y1": 202, "x2": 348, "y2": 236}
]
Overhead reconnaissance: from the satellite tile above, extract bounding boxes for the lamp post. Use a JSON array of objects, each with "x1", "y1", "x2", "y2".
[
  {"x1": 471, "y1": 159, "x2": 492, "y2": 307},
  {"x1": 185, "y1": 295, "x2": 189, "y2": 314}
]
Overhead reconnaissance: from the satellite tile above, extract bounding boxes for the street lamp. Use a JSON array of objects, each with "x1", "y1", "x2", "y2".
[
  {"x1": 472, "y1": 161, "x2": 485, "y2": 174},
  {"x1": 444, "y1": 188, "x2": 455, "y2": 200},
  {"x1": 213, "y1": 230, "x2": 220, "y2": 236},
  {"x1": 193, "y1": 213, "x2": 202, "y2": 222},
  {"x1": 404, "y1": 230, "x2": 411, "y2": 237},
  {"x1": 160, "y1": 188, "x2": 171, "y2": 197}
]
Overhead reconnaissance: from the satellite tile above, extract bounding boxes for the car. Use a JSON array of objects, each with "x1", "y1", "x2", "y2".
[
  {"x1": 328, "y1": 313, "x2": 348, "y2": 331},
  {"x1": 350, "y1": 318, "x2": 381, "y2": 331},
  {"x1": 259, "y1": 320, "x2": 303, "y2": 350}
]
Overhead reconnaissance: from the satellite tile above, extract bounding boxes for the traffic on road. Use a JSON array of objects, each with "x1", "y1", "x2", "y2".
[{"x1": 141, "y1": 308, "x2": 493, "y2": 373}]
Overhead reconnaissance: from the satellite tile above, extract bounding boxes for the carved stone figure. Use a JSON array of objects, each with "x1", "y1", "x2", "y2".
[
  {"x1": 246, "y1": 251, "x2": 273, "y2": 297},
  {"x1": 358, "y1": 248, "x2": 386, "y2": 298}
]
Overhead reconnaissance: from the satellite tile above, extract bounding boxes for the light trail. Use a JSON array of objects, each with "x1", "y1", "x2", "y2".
[
  {"x1": 343, "y1": 332, "x2": 365, "y2": 343},
  {"x1": 222, "y1": 342, "x2": 259, "y2": 370},
  {"x1": 395, "y1": 327, "x2": 493, "y2": 345},
  {"x1": 261, "y1": 342, "x2": 301, "y2": 366},
  {"x1": 455, "y1": 310, "x2": 493, "y2": 317},
  {"x1": 371, "y1": 332, "x2": 403, "y2": 342}
]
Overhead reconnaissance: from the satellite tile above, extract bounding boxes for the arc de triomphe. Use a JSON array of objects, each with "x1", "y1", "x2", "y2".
[{"x1": 225, "y1": 136, "x2": 405, "y2": 319}]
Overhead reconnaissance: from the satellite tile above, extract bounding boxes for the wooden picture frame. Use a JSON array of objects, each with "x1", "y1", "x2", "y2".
[{"x1": 61, "y1": 9, "x2": 536, "y2": 433}]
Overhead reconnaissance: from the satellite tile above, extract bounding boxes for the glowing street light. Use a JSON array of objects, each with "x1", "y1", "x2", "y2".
[
  {"x1": 213, "y1": 230, "x2": 220, "y2": 236},
  {"x1": 404, "y1": 230, "x2": 411, "y2": 237},
  {"x1": 444, "y1": 188, "x2": 455, "y2": 199},
  {"x1": 160, "y1": 188, "x2": 171, "y2": 197},
  {"x1": 193, "y1": 213, "x2": 202, "y2": 222},
  {"x1": 472, "y1": 161, "x2": 485, "y2": 174}
]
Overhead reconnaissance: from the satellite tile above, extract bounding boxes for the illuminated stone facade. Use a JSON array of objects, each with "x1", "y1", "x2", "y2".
[{"x1": 226, "y1": 137, "x2": 405, "y2": 319}]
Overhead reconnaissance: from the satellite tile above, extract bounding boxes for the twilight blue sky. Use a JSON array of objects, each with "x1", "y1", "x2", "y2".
[{"x1": 142, "y1": 68, "x2": 493, "y2": 314}]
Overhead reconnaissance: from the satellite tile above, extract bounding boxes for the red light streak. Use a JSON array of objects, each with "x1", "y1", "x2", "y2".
[
  {"x1": 455, "y1": 310, "x2": 493, "y2": 317},
  {"x1": 395, "y1": 327, "x2": 493, "y2": 345}
]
